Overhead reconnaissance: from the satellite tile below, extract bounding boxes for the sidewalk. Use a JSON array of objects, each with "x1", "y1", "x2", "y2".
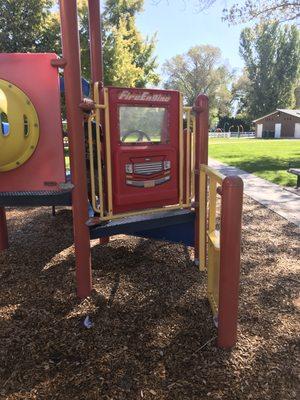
[{"x1": 209, "y1": 158, "x2": 300, "y2": 227}]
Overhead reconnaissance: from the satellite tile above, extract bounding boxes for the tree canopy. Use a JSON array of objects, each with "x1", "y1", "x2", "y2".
[
  {"x1": 164, "y1": 0, "x2": 300, "y2": 24},
  {"x1": 104, "y1": 0, "x2": 144, "y2": 26},
  {"x1": 223, "y1": 0, "x2": 300, "y2": 24},
  {"x1": 163, "y1": 45, "x2": 233, "y2": 124},
  {"x1": 231, "y1": 69, "x2": 251, "y2": 119},
  {"x1": 0, "y1": 0, "x2": 159, "y2": 88},
  {"x1": 102, "y1": 0, "x2": 159, "y2": 87},
  {"x1": 0, "y1": 0, "x2": 60, "y2": 53},
  {"x1": 239, "y1": 22, "x2": 300, "y2": 119}
]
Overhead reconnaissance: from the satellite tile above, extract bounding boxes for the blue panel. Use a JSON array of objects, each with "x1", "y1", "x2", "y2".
[
  {"x1": 89, "y1": 209, "x2": 195, "y2": 240},
  {"x1": 133, "y1": 220, "x2": 195, "y2": 247},
  {"x1": 60, "y1": 77, "x2": 90, "y2": 97}
]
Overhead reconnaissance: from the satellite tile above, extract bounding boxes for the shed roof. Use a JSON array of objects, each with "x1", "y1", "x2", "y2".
[{"x1": 253, "y1": 109, "x2": 300, "y2": 122}]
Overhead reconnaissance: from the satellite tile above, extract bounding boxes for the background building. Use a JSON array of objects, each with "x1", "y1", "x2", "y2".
[{"x1": 254, "y1": 109, "x2": 300, "y2": 138}]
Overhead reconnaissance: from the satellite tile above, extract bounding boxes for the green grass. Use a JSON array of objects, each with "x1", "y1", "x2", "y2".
[{"x1": 209, "y1": 138, "x2": 300, "y2": 187}]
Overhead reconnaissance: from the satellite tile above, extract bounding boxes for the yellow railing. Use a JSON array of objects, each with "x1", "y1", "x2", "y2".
[
  {"x1": 198, "y1": 164, "x2": 225, "y2": 317},
  {"x1": 87, "y1": 84, "x2": 196, "y2": 222}
]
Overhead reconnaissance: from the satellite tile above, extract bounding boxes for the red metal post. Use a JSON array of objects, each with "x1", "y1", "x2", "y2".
[
  {"x1": 194, "y1": 94, "x2": 209, "y2": 265},
  {"x1": 0, "y1": 208, "x2": 8, "y2": 251},
  {"x1": 218, "y1": 176, "x2": 243, "y2": 348},
  {"x1": 59, "y1": 0, "x2": 92, "y2": 299},
  {"x1": 87, "y1": 0, "x2": 104, "y2": 85}
]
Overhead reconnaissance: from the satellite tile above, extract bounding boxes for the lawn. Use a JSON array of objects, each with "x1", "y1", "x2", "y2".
[{"x1": 209, "y1": 138, "x2": 300, "y2": 187}]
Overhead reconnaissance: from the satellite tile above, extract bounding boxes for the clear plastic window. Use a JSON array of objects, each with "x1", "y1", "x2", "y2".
[{"x1": 119, "y1": 106, "x2": 169, "y2": 144}]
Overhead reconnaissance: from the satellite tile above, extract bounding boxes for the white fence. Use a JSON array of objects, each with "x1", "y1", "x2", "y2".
[{"x1": 209, "y1": 131, "x2": 255, "y2": 138}]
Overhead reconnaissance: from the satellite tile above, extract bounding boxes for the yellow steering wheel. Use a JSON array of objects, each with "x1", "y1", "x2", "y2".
[{"x1": 0, "y1": 79, "x2": 39, "y2": 172}]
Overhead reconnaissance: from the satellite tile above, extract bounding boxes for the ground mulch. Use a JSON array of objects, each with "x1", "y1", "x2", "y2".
[{"x1": 0, "y1": 197, "x2": 299, "y2": 400}]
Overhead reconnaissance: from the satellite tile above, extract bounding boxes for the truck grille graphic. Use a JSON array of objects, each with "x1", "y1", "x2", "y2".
[{"x1": 133, "y1": 161, "x2": 163, "y2": 176}]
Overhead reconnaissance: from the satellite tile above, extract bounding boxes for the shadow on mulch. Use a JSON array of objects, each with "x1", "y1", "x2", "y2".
[{"x1": 0, "y1": 198, "x2": 299, "y2": 400}]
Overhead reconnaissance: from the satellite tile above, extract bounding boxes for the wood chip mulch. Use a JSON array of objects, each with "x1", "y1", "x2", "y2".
[{"x1": 0, "y1": 197, "x2": 299, "y2": 400}]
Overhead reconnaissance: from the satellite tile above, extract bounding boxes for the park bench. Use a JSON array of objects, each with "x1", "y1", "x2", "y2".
[{"x1": 288, "y1": 164, "x2": 300, "y2": 188}]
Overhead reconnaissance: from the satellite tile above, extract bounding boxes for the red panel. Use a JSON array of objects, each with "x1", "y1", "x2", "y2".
[
  {"x1": 107, "y1": 87, "x2": 180, "y2": 213},
  {"x1": 0, "y1": 53, "x2": 65, "y2": 191}
]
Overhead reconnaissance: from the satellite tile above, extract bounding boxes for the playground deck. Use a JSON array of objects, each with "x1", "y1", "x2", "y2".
[{"x1": 0, "y1": 197, "x2": 298, "y2": 400}]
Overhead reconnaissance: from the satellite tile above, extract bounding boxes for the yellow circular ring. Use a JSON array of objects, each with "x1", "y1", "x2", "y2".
[{"x1": 0, "y1": 79, "x2": 39, "y2": 172}]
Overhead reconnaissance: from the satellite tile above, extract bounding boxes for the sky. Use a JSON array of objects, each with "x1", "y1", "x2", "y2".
[{"x1": 135, "y1": 0, "x2": 247, "y2": 75}]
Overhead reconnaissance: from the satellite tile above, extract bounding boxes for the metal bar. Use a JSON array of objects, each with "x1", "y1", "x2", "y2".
[
  {"x1": 59, "y1": 0, "x2": 92, "y2": 299},
  {"x1": 103, "y1": 88, "x2": 113, "y2": 216},
  {"x1": 94, "y1": 104, "x2": 106, "y2": 109},
  {"x1": 194, "y1": 94, "x2": 209, "y2": 266},
  {"x1": 218, "y1": 176, "x2": 243, "y2": 349},
  {"x1": 191, "y1": 115, "x2": 196, "y2": 200},
  {"x1": 0, "y1": 207, "x2": 8, "y2": 250},
  {"x1": 94, "y1": 83, "x2": 105, "y2": 218},
  {"x1": 87, "y1": 113, "x2": 98, "y2": 213},
  {"x1": 208, "y1": 178, "x2": 217, "y2": 233},
  {"x1": 186, "y1": 110, "x2": 191, "y2": 204},
  {"x1": 199, "y1": 169, "x2": 207, "y2": 270},
  {"x1": 179, "y1": 93, "x2": 184, "y2": 206},
  {"x1": 87, "y1": 1, "x2": 108, "y2": 244},
  {"x1": 196, "y1": 95, "x2": 209, "y2": 166},
  {"x1": 87, "y1": 0, "x2": 104, "y2": 85},
  {"x1": 207, "y1": 230, "x2": 220, "y2": 317}
]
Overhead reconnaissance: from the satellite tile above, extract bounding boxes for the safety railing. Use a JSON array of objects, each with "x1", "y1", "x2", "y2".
[
  {"x1": 87, "y1": 84, "x2": 196, "y2": 222},
  {"x1": 198, "y1": 164, "x2": 243, "y2": 348}
]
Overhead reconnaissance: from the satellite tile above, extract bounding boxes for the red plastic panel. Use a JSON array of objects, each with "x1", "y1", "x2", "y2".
[
  {"x1": 0, "y1": 53, "x2": 65, "y2": 191},
  {"x1": 107, "y1": 87, "x2": 180, "y2": 213}
]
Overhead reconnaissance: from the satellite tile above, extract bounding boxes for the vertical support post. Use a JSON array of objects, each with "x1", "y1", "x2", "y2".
[
  {"x1": 218, "y1": 176, "x2": 243, "y2": 348},
  {"x1": 198, "y1": 168, "x2": 207, "y2": 270},
  {"x1": 59, "y1": 0, "x2": 92, "y2": 299},
  {"x1": 179, "y1": 93, "x2": 184, "y2": 206},
  {"x1": 184, "y1": 110, "x2": 191, "y2": 206},
  {"x1": 194, "y1": 94, "x2": 209, "y2": 266},
  {"x1": 87, "y1": 0, "x2": 109, "y2": 245},
  {"x1": 87, "y1": 0, "x2": 104, "y2": 85},
  {"x1": 0, "y1": 208, "x2": 8, "y2": 251}
]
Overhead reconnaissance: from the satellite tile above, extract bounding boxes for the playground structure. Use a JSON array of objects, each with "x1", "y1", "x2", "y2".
[{"x1": 0, "y1": 0, "x2": 243, "y2": 349}]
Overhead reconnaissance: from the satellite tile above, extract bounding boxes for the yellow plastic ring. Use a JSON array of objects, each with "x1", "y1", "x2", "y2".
[{"x1": 0, "y1": 79, "x2": 40, "y2": 172}]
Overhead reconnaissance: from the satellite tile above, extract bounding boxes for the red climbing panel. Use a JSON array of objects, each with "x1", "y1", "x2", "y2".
[{"x1": 0, "y1": 53, "x2": 65, "y2": 191}]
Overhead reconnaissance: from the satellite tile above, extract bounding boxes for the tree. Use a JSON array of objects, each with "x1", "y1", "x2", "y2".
[
  {"x1": 155, "y1": 1, "x2": 300, "y2": 24},
  {"x1": 217, "y1": 115, "x2": 253, "y2": 132},
  {"x1": 239, "y1": 22, "x2": 300, "y2": 119},
  {"x1": 103, "y1": 17, "x2": 146, "y2": 86},
  {"x1": 0, "y1": 0, "x2": 159, "y2": 88},
  {"x1": 231, "y1": 69, "x2": 251, "y2": 118},
  {"x1": 223, "y1": 0, "x2": 300, "y2": 24},
  {"x1": 78, "y1": 0, "x2": 159, "y2": 87},
  {"x1": 162, "y1": 45, "x2": 233, "y2": 124},
  {"x1": 0, "y1": 0, "x2": 61, "y2": 53},
  {"x1": 104, "y1": 0, "x2": 144, "y2": 26},
  {"x1": 102, "y1": 0, "x2": 159, "y2": 87}
]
